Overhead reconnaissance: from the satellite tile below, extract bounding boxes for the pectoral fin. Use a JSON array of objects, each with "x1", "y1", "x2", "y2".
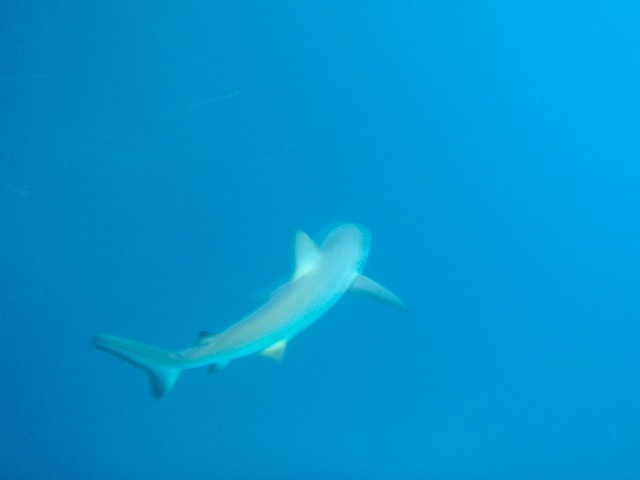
[
  {"x1": 349, "y1": 274, "x2": 406, "y2": 309},
  {"x1": 293, "y1": 232, "x2": 321, "y2": 280},
  {"x1": 260, "y1": 339, "x2": 288, "y2": 361}
]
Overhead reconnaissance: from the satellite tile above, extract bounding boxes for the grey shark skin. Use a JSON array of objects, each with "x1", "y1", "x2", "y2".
[{"x1": 93, "y1": 223, "x2": 404, "y2": 398}]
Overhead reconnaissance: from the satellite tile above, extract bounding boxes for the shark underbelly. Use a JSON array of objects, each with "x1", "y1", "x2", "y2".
[{"x1": 181, "y1": 266, "x2": 358, "y2": 367}]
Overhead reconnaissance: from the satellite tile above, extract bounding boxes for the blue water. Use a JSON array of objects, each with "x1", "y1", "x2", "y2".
[{"x1": 2, "y1": 2, "x2": 639, "y2": 478}]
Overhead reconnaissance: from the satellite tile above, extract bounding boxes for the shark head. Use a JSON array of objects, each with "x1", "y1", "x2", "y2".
[{"x1": 321, "y1": 223, "x2": 371, "y2": 273}]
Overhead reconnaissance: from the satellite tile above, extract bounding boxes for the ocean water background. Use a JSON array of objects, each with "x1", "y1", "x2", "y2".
[{"x1": 1, "y1": 2, "x2": 639, "y2": 478}]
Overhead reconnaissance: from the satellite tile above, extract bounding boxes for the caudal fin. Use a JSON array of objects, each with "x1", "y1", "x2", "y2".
[{"x1": 92, "y1": 334, "x2": 184, "y2": 398}]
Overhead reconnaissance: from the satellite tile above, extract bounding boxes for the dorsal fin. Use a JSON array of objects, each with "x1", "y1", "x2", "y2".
[
  {"x1": 293, "y1": 231, "x2": 321, "y2": 280},
  {"x1": 194, "y1": 331, "x2": 216, "y2": 346}
]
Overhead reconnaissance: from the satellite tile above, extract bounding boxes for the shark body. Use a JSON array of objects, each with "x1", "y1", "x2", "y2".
[{"x1": 93, "y1": 223, "x2": 404, "y2": 398}]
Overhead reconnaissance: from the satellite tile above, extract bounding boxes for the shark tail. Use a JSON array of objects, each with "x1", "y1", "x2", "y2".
[{"x1": 92, "y1": 333, "x2": 185, "y2": 398}]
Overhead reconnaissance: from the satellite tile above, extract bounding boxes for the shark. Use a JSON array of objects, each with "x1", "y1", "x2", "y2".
[{"x1": 92, "y1": 223, "x2": 404, "y2": 398}]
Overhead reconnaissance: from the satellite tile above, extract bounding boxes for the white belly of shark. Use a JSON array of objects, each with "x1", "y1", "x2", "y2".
[{"x1": 93, "y1": 223, "x2": 404, "y2": 398}]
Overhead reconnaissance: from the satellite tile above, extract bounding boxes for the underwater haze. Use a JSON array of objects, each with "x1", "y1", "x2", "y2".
[{"x1": 2, "y1": 1, "x2": 640, "y2": 478}]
